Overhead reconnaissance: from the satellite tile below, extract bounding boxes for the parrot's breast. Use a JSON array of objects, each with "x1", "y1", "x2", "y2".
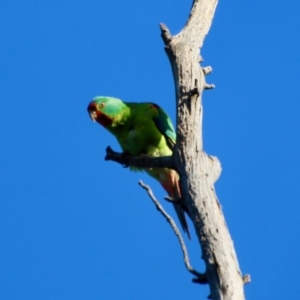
[{"x1": 128, "y1": 129, "x2": 136, "y2": 138}]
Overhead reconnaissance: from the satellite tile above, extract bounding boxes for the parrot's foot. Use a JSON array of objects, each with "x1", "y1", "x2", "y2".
[
  {"x1": 192, "y1": 272, "x2": 208, "y2": 284},
  {"x1": 164, "y1": 196, "x2": 182, "y2": 204},
  {"x1": 164, "y1": 196, "x2": 191, "y2": 220},
  {"x1": 121, "y1": 151, "x2": 131, "y2": 168},
  {"x1": 105, "y1": 146, "x2": 131, "y2": 168}
]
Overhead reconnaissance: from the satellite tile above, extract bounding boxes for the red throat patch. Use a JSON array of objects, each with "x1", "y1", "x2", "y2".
[
  {"x1": 95, "y1": 111, "x2": 113, "y2": 127},
  {"x1": 87, "y1": 102, "x2": 113, "y2": 128}
]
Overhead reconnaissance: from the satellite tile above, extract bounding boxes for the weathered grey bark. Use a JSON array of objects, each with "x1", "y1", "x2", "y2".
[
  {"x1": 160, "y1": 0, "x2": 246, "y2": 299},
  {"x1": 105, "y1": 1, "x2": 250, "y2": 299}
]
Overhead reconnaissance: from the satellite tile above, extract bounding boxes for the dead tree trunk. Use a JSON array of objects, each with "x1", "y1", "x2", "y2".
[
  {"x1": 160, "y1": 1, "x2": 247, "y2": 299},
  {"x1": 104, "y1": 0, "x2": 249, "y2": 298}
]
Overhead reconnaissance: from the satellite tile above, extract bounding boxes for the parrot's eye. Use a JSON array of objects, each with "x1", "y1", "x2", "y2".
[{"x1": 99, "y1": 102, "x2": 105, "y2": 109}]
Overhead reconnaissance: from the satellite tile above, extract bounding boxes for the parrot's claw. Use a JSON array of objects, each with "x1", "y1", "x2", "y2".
[
  {"x1": 164, "y1": 196, "x2": 182, "y2": 204},
  {"x1": 121, "y1": 151, "x2": 131, "y2": 168},
  {"x1": 165, "y1": 196, "x2": 191, "y2": 220}
]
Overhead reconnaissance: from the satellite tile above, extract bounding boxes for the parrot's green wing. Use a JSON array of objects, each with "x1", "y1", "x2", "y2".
[{"x1": 151, "y1": 103, "x2": 176, "y2": 151}]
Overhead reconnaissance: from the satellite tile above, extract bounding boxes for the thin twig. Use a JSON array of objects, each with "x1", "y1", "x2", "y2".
[{"x1": 138, "y1": 180, "x2": 207, "y2": 284}]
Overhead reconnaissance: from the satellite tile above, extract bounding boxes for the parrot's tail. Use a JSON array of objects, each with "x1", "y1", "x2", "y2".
[{"x1": 160, "y1": 170, "x2": 191, "y2": 239}]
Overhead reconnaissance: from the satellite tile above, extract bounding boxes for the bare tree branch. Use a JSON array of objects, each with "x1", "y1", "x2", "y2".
[
  {"x1": 105, "y1": 146, "x2": 174, "y2": 169},
  {"x1": 138, "y1": 180, "x2": 207, "y2": 284},
  {"x1": 105, "y1": 146, "x2": 221, "y2": 186}
]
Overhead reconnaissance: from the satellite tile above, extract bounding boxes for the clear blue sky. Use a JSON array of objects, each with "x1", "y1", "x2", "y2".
[{"x1": 1, "y1": 1, "x2": 300, "y2": 299}]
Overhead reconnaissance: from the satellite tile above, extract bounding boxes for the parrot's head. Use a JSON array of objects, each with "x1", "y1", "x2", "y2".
[{"x1": 87, "y1": 96, "x2": 127, "y2": 128}]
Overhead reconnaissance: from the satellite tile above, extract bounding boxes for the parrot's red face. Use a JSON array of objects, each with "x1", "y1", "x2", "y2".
[{"x1": 87, "y1": 101, "x2": 113, "y2": 128}]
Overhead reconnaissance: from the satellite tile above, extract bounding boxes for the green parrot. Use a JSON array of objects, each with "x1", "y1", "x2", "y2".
[{"x1": 87, "y1": 96, "x2": 190, "y2": 238}]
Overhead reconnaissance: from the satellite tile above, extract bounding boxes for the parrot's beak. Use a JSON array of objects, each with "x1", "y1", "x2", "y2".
[
  {"x1": 89, "y1": 110, "x2": 97, "y2": 122},
  {"x1": 87, "y1": 102, "x2": 98, "y2": 122}
]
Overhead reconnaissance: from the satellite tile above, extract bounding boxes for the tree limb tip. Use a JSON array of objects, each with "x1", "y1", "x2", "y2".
[
  {"x1": 208, "y1": 155, "x2": 222, "y2": 183},
  {"x1": 160, "y1": 23, "x2": 172, "y2": 44},
  {"x1": 202, "y1": 66, "x2": 213, "y2": 76},
  {"x1": 243, "y1": 274, "x2": 251, "y2": 284},
  {"x1": 105, "y1": 146, "x2": 119, "y2": 162},
  {"x1": 204, "y1": 83, "x2": 215, "y2": 90}
]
